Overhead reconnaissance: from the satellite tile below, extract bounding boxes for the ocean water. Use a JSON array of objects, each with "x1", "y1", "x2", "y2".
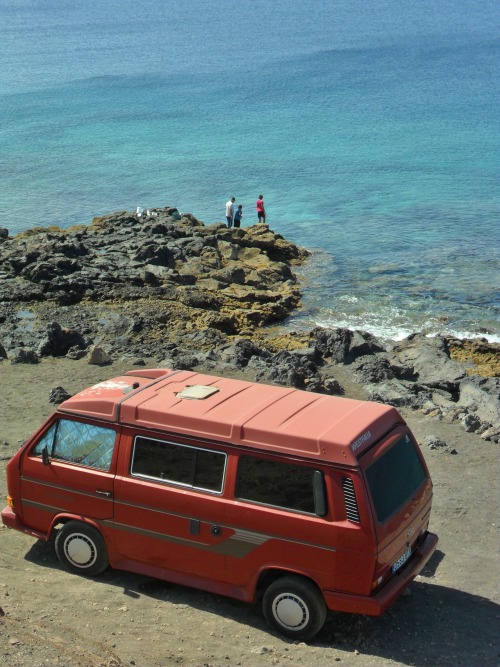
[{"x1": 1, "y1": 0, "x2": 499, "y2": 341}]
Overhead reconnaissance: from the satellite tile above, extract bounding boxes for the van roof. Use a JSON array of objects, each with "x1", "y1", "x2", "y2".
[{"x1": 57, "y1": 368, "x2": 405, "y2": 465}]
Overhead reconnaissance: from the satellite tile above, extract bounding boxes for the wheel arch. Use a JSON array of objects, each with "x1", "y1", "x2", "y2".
[
  {"x1": 48, "y1": 514, "x2": 102, "y2": 540},
  {"x1": 255, "y1": 567, "x2": 323, "y2": 602}
]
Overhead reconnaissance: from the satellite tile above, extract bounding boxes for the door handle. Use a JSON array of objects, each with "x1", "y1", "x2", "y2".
[{"x1": 95, "y1": 490, "x2": 113, "y2": 498}]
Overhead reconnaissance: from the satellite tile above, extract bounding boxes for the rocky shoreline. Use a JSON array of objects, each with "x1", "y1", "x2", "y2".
[{"x1": 0, "y1": 206, "x2": 499, "y2": 441}]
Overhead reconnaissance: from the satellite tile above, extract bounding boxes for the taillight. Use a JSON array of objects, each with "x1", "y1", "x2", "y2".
[{"x1": 7, "y1": 495, "x2": 14, "y2": 509}]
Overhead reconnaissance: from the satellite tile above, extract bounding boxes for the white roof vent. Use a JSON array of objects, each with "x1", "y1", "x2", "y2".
[{"x1": 176, "y1": 385, "x2": 220, "y2": 400}]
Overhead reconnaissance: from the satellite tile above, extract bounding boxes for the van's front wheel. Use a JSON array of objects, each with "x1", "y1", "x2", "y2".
[
  {"x1": 262, "y1": 575, "x2": 327, "y2": 640},
  {"x1": 55, "y1": 521, "x2": 109, "y2": 576}
]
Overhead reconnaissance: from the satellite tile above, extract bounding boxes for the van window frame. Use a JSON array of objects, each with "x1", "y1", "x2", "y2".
[
  {"x1": 362, "y1": 431, "x2": 427, "y2": 524},
  {"x1": 235, "y1": 453, "x2": 328, "y2": 518},
  {"x1": 130, "y1": 434, "x2": 227, "y2": 495},
  {"x1": 29, "y1": 417, "x2": 118, "y2": 472}
]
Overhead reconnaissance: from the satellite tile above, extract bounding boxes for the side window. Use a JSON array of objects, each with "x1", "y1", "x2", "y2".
[
  {"x1": 32, "y1": 423, "x2": 58, "y2": 456},
  {"x1": 236, "y1": 456, "x2": 325, "y2": 515},
  {"x1": 131, "y1": 436, "x2": 226, "y2": 493},
  {"x1": 32, "y1": 419, "x2": 116, "y2": 471}
]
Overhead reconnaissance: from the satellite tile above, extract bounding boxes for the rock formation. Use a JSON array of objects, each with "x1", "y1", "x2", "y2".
[
  {"x1": 0, "y1": 207, "x2": 308, "y2": 353},
  {"x1": 0, "y1": 207, "x2": 498, "y2": 441}
]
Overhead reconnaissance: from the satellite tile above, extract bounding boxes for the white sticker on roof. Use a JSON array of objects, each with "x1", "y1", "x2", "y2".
[{"x1": 86, "y1": 380, "x2": 132, "y2": 393}]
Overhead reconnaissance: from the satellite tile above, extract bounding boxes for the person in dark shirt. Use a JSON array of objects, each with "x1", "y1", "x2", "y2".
[{"x1": 234, "y1": 204, "x2": 243, "y2": 228}]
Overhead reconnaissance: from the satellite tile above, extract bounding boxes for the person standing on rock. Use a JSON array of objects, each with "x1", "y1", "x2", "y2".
[
  {"x1": 256, "y1": 194, "x2": 266, "y2": 224},
  {"x1": 233, "y1": 204, "x2": 243, "y2": 228},
  {"x1": 226, "y1": 197, "x2": 235, "y2": 228}
]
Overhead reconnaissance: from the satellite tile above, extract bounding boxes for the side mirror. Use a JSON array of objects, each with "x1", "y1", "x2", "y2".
[{"x1": 42, "y1": 446, "x2": 50, "y2": 466}]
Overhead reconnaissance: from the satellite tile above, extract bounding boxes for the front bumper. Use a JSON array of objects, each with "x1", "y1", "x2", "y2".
[{"x1": 1, "y1": 506, "x2": 48, "y2": 540}]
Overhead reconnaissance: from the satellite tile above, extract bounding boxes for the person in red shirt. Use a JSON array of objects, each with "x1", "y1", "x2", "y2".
[{"x1": 256, "y1": 194, "x2": 266, "y2": 223}]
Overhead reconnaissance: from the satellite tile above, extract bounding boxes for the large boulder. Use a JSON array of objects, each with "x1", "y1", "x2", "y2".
[
  {"x1": 87, "y1": 346, "x2": 112, "y2": 365},
  {"x1": 10, "y1": 348, "x2": 39, "y2": 364},
  {"x1": 391, "y1": 334, "x2": 466, "y2": 390},
  {"x1": 349, "y1": 354, "x2": 396, "y2": 383},
  {"x1": 257, "y1": 348, "x2": 319, "y2": 389},
  {"x1": 37, "y1": 322, "x2": 86, "y2": 357},
  {"x1": 365, "y1": 379, "x2": 428, "y2": 409},
  {"x1": 219, "y1": 339, "x2": 268, "y2": 369},
  {"x1": 311, "y1": 327, "x2": 385, "y2": 363},
  {"x1": 49, "y1": 386, "x2": 72, "y2": 404},
  {"x1": 457, "y1": 377, "x2": 500, "y2": 431}
]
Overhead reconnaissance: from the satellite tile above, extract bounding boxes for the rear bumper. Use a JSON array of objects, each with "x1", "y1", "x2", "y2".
[
  {"x1": 1, "y1": 506, "x2": 48, "y2": 540},
  {"x1": 324, "y1": 531, "x2": 438, "y2": 616}
]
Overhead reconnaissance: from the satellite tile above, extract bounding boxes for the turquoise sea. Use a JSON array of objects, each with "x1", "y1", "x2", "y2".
[{"x1": 1, "y1": 0, "x2": 499, "y2": 341}]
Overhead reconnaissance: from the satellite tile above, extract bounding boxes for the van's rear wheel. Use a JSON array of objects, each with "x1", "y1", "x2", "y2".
[
  {"x1": 262, "y1": 575, "x2": 327, "y2": 640},
  {"x1": 55, "y1": 521, "x2": 108, "y2": 576}
]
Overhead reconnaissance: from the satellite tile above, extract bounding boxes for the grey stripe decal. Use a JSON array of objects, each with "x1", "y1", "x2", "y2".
[
  {"x1": 23, "y1": 499, "x2": 67, "y2": 514},
  {"x1": 20, "y1": 486, "x2": 335, "y2": 558},
  {"x1": 100, "y1": 520, "x2": 262, "y2": 558}
]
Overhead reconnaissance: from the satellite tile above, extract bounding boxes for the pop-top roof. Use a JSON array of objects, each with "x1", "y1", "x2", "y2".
[{"x1": 57, "y1": 368, "x2": 404, "y2": 465}]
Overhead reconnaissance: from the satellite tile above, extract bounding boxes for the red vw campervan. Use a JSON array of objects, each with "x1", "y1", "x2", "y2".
[{"x1": 2, "y1": 368, "x2": 438, "y2": 639}]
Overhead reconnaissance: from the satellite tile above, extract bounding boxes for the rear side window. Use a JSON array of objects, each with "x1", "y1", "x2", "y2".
[
  {"x1": 32, "y1": 419, "x2": 116, "y2": 471},
  {"x1": 366, "y1": 434, "x2": 426, "y2": 523},
  {"x1": 236, "y1": 455, "x2": 326, "y2": 515},
  {"x1": 131, "y1": 436, "x2": 226, "y2": 493}
]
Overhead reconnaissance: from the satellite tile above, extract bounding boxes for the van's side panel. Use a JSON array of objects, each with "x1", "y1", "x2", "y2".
[
  {"x1": 224, "y1": 498, "x2": 337, "y2": 593},
  {"x1": 20, "y1": 457, "x2": 115, "y2": 533},
  {"x1": 17, "y1": 418, "x2": 118, "y2": 535},
  {"x1": 222, "y1": 456, "x2": 376, "y2": 601},
  {"x1": 323, "y1": 471, "x2": 378, "y2": 597},
  {"x1": 110, "y1": 429, "x2": 230, "y2": 585}
]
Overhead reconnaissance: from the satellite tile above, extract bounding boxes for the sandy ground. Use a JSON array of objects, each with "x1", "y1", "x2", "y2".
[{"x1": 0, "y1": 358, "x2": 498, "y2": 667}]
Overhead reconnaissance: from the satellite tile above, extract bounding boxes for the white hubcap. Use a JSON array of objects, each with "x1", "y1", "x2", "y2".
[
  {"x1": 65, "y1": 534, "x2": 96, "y2": 568},
  {"x1": 273, "y1": 593, "x2": 309, "y2": 630}
]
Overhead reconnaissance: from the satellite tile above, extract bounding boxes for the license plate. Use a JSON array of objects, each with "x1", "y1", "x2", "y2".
[{"x1": 392, "y1": 546, "x2": 412, "y2": 573}]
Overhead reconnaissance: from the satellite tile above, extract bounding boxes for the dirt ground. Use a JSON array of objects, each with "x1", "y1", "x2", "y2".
[{"x1": 0, "y1": 358, "x2": 498, "y2": 667}]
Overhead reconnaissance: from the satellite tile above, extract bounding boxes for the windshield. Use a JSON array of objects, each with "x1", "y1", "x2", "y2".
[{"x1": 365, "y1": 434, "x2": 426, "y2": 523}]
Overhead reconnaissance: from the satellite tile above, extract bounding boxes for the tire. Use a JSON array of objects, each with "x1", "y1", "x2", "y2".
[
  {"x1": 262, "y1": 575, "x2": 327, "y2": 640},
  {"x1": 55, "y1": 521, "x2": 109, "y2": 576}
]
